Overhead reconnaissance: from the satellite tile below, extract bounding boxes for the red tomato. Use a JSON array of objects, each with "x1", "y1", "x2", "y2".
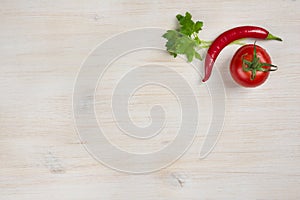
[{"x1": 230, "y1": 44, "x2": 274, "y2": 87}]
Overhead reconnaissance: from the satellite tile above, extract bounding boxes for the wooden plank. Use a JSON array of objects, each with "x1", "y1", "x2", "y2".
[{"x1": 0, "y1": 0, "x2": 299, "y2": 199}]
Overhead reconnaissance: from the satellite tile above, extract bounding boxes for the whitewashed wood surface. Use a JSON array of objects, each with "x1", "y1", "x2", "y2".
[{"x1": 1, "y1": 0, "x2": 300, "y2": 199}]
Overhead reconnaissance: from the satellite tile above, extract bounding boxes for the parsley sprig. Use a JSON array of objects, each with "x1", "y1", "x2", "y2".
[{"x1": 162, "y1": 12, "x2": 207, "y2": 62}]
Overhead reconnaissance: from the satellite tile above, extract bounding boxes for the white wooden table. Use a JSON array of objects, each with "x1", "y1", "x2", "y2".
[{"x1": 1, "y1": 0, "x2": 299, "y2": 199}]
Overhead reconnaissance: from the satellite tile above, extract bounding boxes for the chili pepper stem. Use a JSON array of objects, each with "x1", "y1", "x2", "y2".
[{"x1": 266, "y1": 33, "x2": 283, "y2": 41}]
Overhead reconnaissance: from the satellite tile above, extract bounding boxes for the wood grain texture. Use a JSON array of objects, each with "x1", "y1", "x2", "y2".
[{"x1": 0, "y1": 0, "x2": 299, "y2": 199}]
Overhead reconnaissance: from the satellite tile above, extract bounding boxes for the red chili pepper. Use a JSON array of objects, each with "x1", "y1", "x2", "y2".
[{"x1": 202, "y1": 26, "x2": 282, "y2": 82}]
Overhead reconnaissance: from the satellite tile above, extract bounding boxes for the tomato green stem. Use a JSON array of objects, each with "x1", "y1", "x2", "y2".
[{"x1": 242, "y1": 43, "x2": 278, "y2": 80}]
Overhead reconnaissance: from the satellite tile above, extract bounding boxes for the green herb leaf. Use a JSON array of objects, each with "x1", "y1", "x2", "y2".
[
  {"x1": 163, "y1": 12, "x2": 204, "y2": 62},
  {"x1": 162, "y1": 30, "x2": 201, "y2": 62},
  {"x1": 176, "y1": 12, "x2": 203, "y2": 36}
]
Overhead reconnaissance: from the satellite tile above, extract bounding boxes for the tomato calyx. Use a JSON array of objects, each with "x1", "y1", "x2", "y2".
[{"x1": 242, "y1": 43, "x2": 278, "y2": 80}]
